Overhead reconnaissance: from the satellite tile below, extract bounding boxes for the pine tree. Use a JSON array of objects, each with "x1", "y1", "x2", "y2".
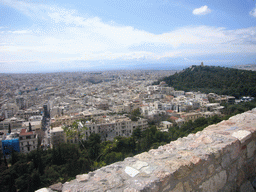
[
  {"x1": 8, "y1": 123, "x2": 11, "y2": 134},
  {"x1": 29, "y1": 122, "x2": 32, "y2": 132}
]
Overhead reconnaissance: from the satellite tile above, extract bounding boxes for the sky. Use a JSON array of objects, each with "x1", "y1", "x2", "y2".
[{"x1": 0, "y1": 0, "x2": 256, "y2": 73}]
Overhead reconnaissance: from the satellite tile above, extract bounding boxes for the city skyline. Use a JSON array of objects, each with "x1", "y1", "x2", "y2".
[{"x1": 1, "y1": 0, "x2": 256, "y2": 73}]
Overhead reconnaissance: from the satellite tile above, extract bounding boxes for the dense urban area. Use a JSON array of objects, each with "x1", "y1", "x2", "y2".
[{"x1": 0, "y1": 65, "x2": 256, "y2": 191}]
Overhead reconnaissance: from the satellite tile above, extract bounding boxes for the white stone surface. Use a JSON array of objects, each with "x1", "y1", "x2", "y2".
[
  {"x1": 232, "y1": 130, "x2": 251, "y2": 143},
  {"x1": 141, "y1": 165, "x2": 156, "y2": 174},
  {"x1": 35, "y1": 188, "x2": 50, "y2": 192},
  {"x1": 132, "y1": 160, "x2": 148, "y2": 170},
  {"x1": 76, "y1": 174, "x2": 89, "y2": 182},
  {"x1": 125, "y1": 166, "x2": 140, "y2": 177}
]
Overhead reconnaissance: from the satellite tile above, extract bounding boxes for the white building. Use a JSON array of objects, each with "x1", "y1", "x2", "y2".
[
  {"x1": 50, "y1": 126, "x2": 65, "y2": 147},
  {"x1": 19, "y1": 128, "x2": 38, "y2": 153}
]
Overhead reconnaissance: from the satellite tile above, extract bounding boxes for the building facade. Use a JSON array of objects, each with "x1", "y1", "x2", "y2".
[{"x1": 19, "y1": 128, "x2": 38, "y2": 153}]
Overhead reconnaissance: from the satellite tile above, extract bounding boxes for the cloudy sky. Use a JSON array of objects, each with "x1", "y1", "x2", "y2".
[{"x1": 0, "y1": 0, "x2": 256, "y2": 73}]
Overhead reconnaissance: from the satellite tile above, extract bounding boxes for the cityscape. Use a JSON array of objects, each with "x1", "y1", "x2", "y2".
[
  {"x1": 1, "y1": 0, "x2": 256, "y2": 191},
  {"x1": 0, "y1": 67, "x2": 243, "y2": 155},
  {"x1": 0, "y1": 66, "x2": 256, "y2": 191}
]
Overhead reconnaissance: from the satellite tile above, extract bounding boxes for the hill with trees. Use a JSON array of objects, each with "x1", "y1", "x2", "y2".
[{"x1": 157, "y1": 65, "x2": 256, "y2": 98}]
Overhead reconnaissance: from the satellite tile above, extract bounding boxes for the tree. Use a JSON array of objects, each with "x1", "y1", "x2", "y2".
[
  {"x1": 10, "y1": 150, "x2": 19, "y2": 166},
  {"x1": 29, "y1": 122, "x2": 32, "y2": 132},
  {"x1": 131, "y1": 108, "x2": 141, "y2": 117},
  {"x1": 87, "y1": 133, "x2": 101, "y2": 161},
  {"x1": 130, "y1": 108, "x2": 141, "y2": 121},
  {"x1": 132, "y1": 128, "x2": 142, "y2": 141},
  {"x1": 62, "y1": 121, "x2": 87, "y2": 148},
  {"x1": 8, "y1": 123, "x2": 11, "y2": 134},
  {"x1": 28, "y1": 169, "x2": 41, "y2": 192}
]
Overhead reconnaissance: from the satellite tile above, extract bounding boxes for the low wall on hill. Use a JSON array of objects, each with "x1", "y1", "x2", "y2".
[{"x1": 38, "y1": 109, "x2": 256, "y2": 192}]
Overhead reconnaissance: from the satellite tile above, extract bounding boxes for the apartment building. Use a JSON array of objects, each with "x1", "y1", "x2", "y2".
[
  {"x1": 82, "y1": 116, "x2": 148, "y2": 140},
  {"x1": 181, "y1": 112, "x2": 202, "y2": 122},
  {"x1": 60, "y1": 116, "x2": 148, "y2": 144},
  {"x1": 2, "y1": 132, "x2": 20, "y2": 156},
  {"x1": 19, "y1": 128, "x2": 38, "y2": 153},
  {"x1": 15, "y1": 109, "x2": 42, "y2": 120},
  {"x1": 22, "y1": 121, "x2": 42, "y2": 131},
  {"x1": 50, "y1": 126, "x2": 65, "y2": 147},
  {"x1": 0, "y1": 117, "x2": 24, "y2": 130}
]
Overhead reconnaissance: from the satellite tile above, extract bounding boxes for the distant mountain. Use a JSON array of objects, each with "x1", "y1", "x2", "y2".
[
  {"x1": 158, "y1": 65, "x2": 256, "y2": 98},
  {"x1": 232, "y1": 64, "x2": 256, "y2": 71}
]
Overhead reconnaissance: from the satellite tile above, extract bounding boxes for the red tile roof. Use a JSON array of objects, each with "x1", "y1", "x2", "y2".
[
  {"x1": 19, "y1": 128, "x2": 34, "y2": 136},
  {"x1": 169, "y1": 116, "x2": 179, "y2": 121}
]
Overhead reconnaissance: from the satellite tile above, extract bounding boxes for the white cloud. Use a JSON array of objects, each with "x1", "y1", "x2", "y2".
[
  {"x1": 0, "y1": 0, "x2": 256, "y2": 67},
  {"x1": 193, "y1": 5, "x2": 211, "y2": 15},
  {"x1": 11, "y1": 30, "x2": 31, "y2": 34},
  {"x1": 250, "y1": 6, "x2": 256, "y2": 18}
]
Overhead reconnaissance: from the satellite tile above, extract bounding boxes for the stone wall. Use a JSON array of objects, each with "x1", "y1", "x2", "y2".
[{"x1": 38, "y1": 109, "x2": 256, "y2": 192}]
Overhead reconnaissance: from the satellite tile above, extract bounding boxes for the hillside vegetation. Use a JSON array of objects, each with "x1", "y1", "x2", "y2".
[{"x1": 159, "y1": 65, "x2": 256, "y2": 98}]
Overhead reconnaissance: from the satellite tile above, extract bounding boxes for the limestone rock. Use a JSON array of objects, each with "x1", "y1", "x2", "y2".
[
  {"x1": 49, "y1": 182, "x2": 62, "y2": 192},
  {"x1": 76, "y1": 174, "x2": 89, "y2": 182},
  {"x1": 232, "y1": 130, "x2": 252, "y2": 143},
  {"x1": 240, "y1": 180, "x2": 255, "y2": 192}
]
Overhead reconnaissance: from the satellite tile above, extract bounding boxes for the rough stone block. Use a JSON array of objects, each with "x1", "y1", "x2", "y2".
[
  {"x1": 162, "y1": 184, "x2": 171, "y2": 192},
  {"x1": 207, "y1": 164, "x2": 215, "y2": 178},
  {"x1": 247, "y1": 141, "x2": 255, "y2": 158},
  {"x1": 252, "y1": 177, "x2": 256, "y2": 188},
  {"x1": 221, "y1": 153, "x2": 231, "y2": 169},
  {"x1": 49, "y1": 182, "x2": 62, "y2": 192},
  {"x1": 244, "y1": 158, "x2": 255, "y2": 177},
  {"x1": 190, "y1": 168, "x2": 207, "y2": 186},
  {"x1": 141, "y1": 165, "x2": 156, "y2": 174},
  {"x1": 171, "y1": 182, "x2": 184, "y2": 192},
  {"x1": 237, "y1": 150, "x2": 246, "y2": 169},
  {"x1": 134, "y1": 152, "x2": 152, "y2": 161},
  {"x1": 132, "y1": 160, "x2": 148, "y2": 170},
  {"x1": 35, "y1": 188, "x2": 50, "y2": 192},
  {"x1": 125, "y1": 166, "x2": 140, "y2": 177},
  {"x1": 232, "y1": 130, "x2": 252, "y2": 144},
  {"x1": 123, "y1": 188, "x2": 140, "y2": 192},
  {"x1": 236, "y1": 170, "x2": 245, "y2": 186},
  {"x1": 165, "y1": 159, "x2": 193, "y2": 179},
  {"x1": 76, "y1": 174, "x2": 89, "y2": 182},
  {"x1": 199, "y1": 170, "x2": 227, "y2": 192},
  {"x1": 184, "y1": 181, "x2": 192, "y2": 192},
  {"x1": 228, "y1": 163, "x2": 238, "y2": 182},
  {"x1": 229, "y1": 140, "x2": 241, "y2": 160},
  {"x1": 240, "y1": 180, "x2": 255, "y2": 192},
  {"x1": 221, "y1": 182, "x2": 237, "y2": 192}
]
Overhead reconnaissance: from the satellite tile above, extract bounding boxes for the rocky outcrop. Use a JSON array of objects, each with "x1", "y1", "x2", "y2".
[{"x1": 37, "y1": 109, "x2": 256, "y2": 192}]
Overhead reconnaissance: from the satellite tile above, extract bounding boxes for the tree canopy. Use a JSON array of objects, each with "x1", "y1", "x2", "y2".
[{"x1": 156, "y1": 65, "x2": 256, "y2": 98}]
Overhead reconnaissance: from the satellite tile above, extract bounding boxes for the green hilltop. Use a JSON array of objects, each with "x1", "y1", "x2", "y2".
[{"x1": 159, "y1": 65, "x2": 256, "y2": 98}]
